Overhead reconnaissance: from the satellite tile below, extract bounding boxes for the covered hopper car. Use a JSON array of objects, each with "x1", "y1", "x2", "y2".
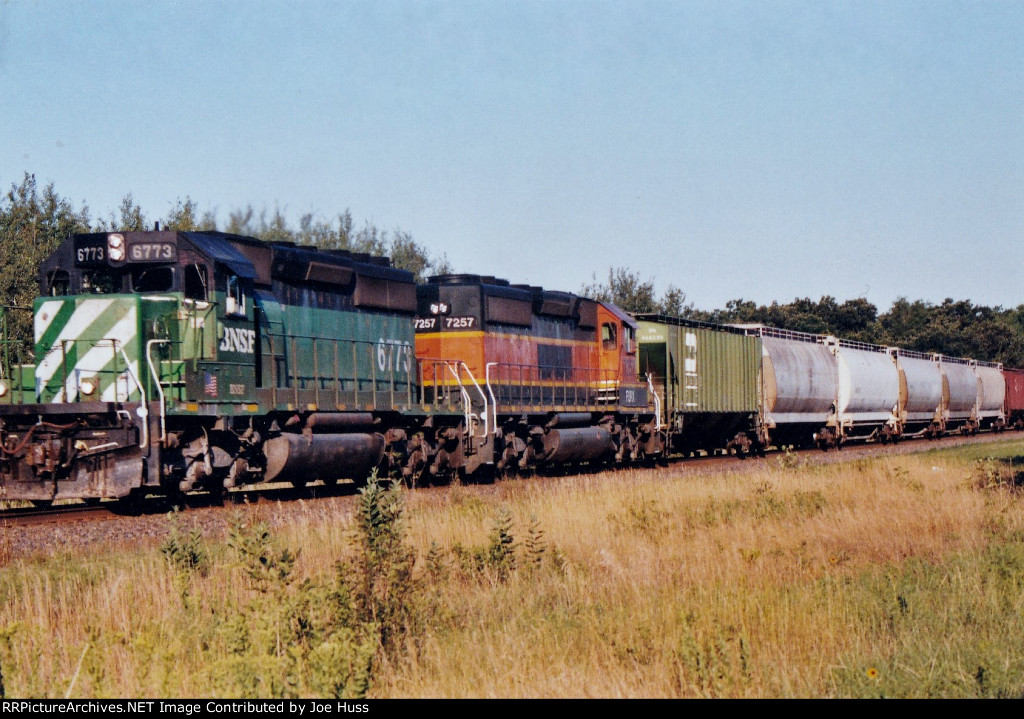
[{"x1": 635, "y1": 317, "x2": 1009, "y2": 454}]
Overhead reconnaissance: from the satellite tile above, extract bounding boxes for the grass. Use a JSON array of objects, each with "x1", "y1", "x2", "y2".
[{"x1": 0, "y1": 440, "x2": 1022, "y2": 698}]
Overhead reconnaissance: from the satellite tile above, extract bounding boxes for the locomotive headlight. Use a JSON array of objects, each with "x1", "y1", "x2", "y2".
[
  {"x1": 80, "y1": 376, "x2": 98, "y2": 396},
  {"x1": 0, "y1": 379, "x2": 8, "y2": 397},
  {"x1": 107, "y1": 233, "x2": 125, "y2": 261}
]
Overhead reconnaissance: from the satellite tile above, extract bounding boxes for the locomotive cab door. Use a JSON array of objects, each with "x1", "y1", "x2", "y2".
[
  {"x1": 209, "y1": 271, "x2": 258, "y2": 402},
  {"x1": 595, "y1": 303, "x2": 640, "y2": 405},
  {"x1": 596, "y1": 306, "x2": 623, "y2": 402}
]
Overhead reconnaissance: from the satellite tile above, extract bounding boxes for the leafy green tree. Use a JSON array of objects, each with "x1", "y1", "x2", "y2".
[
  {"x1": 0, "y1": 174, "x2": 91, "y2": 355},
  {"x1": 581, "y1": 267, "x2": 660, "y2": 313},
  {"x1": 94, "y1": 193, "x2": 147, "y2": 231},
  {"x1": 163, "y1": 197, "x2": 203, "y2": 231}
]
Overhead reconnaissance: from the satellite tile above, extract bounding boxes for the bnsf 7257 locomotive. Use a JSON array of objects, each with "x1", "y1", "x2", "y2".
[{"x1": 0, "y1": 230, "x2": 656, "y2": 502}]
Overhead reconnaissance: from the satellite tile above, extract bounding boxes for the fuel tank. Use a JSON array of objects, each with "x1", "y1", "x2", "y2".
[
  {"x1": 263, "y1": 432, "x2": 386, "y2": 483},
  {"x1": 540, "y1": 426, "x2": 614, "y2": 464}
]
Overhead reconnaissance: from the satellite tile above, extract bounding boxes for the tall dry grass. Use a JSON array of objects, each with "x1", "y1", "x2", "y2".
[{"x1": 0, "y1": 442, "x2": 1022, "y2": 698}]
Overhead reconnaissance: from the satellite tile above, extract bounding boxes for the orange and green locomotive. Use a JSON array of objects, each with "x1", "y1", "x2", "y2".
[{"x1": 415, "y1": 274, "x2": 660, "y2": 476}]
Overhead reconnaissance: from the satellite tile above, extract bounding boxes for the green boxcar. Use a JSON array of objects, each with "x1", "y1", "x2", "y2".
[{"x1": 635, "y1": 314, "x2": 761, "y2": 451}]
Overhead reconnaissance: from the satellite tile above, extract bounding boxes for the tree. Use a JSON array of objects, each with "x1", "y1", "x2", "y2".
[
  {"x1": 581, "y1": 267, "x2": 659, "y2": 313},
  {"x1": 93, "y1": 193, "x2": 147, "y2": 231},
  {"x1": 163, "y1": 197, "x2": 201, "y2": 231},
  {"x1": 0, "y1": 174, "x2": 91, "y2": 354}
]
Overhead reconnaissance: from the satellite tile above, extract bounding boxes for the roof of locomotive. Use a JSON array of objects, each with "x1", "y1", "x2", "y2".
[
  {"x1": 181, "y1": 232, "x2": 258, "y2": 279},
  {"x1": 424, "y1": 273, "x2": 588, "y2": 319}
]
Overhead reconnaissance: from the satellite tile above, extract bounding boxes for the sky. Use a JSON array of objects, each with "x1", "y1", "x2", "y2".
[{"x1": 1, "y1": 0, "x2": 1022, "y2": 312}]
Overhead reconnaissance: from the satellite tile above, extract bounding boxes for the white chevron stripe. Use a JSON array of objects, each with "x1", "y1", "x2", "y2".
[
  {"x1": 65, "y1": 314, "x2": 141, "y2": 403},
  {"x1": 35, "y1": 299, "x2": 120, "y2": 387},
  {"x1": 34, "y1": 300, "x2": 66, "y2": 342}
]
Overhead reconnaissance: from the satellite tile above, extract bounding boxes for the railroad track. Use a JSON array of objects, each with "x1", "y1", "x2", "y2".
[
  {"x1": 0, "y1": 502, "x2": 117, "y2": 527},
  {"x1": 2, "y1": 430, "x2": 1020, "y2": 529}
]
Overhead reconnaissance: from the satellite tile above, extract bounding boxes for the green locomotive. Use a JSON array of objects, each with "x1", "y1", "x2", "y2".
[{"x1": 0, "y1": 230, "x2": 462, "y2": 502}]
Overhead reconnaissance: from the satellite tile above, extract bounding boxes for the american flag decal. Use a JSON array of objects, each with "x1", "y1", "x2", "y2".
[{"x1": 204, "y1": 371, "x2": 218, "y2": 397}]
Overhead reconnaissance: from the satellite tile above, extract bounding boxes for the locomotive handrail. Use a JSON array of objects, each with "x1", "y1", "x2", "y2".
[
  {"x1": 107, "y1": 339, "x2": 148, "y2": 451},
  {"x1": 146, "y1": 339, "x2": 170, "y2": 443},
  {"x1": 459, "y1": 362, "x2": 489, "y2": 439},
  {"x1": 263, "y1": 330, "x2": 414, "y2": 410},
  {"x1": 485, "y1": 362, "x2": 498, "y2": 436},
  {"x1": 444, "y1": 361, "x2": 489, "y2": 439},
  {"x1": 483, "y1": 361, "x2": 621, "y2": 408},
  {"x1": 445, "y1": 363, "x2": 474, "y2": 436},
  {"x1": 646, "y1": 373, "x2": 662, "y2": 431}
]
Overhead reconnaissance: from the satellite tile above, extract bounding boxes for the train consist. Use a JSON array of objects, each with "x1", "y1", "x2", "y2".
[{"x1": 0, "y1": 229, "x2": 1018, "y2": 503}]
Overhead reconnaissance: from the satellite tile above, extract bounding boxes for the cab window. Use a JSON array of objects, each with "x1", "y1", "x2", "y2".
[
  {"x1": 226, "y1": 275, "x2": 246, "y2": 315},
  {"x1": 47, "y1": 270, "x2": 70, "y2": 296},
  {"x1": 601, "y1": 322, "x2": 617, "y2": 350},
  {"x1": 624, "y1": 325, "x2": 636, "y2": 354},
  {"x1": 81, "y1": 269, "x2": 120, "y2": 294},
  {"x1": 131, "y1": 266, "x2": 174, "y2": 293},
  {"x1": 184, "y1": 264, "x2": 208, "y2": 301}
]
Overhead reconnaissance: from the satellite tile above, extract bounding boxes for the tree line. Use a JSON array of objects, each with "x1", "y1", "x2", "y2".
[
  {"x1": 581, "y1": 267, "x2": 1024, "y2": 367},
  {"x1": 3, "y1": 172, "x2": 1023, "y2": 366},
  {"x1": 0, "y1": 173, "x2": 450, "y2": 352}
]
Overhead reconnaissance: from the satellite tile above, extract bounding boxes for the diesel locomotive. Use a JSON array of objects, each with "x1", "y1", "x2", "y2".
[{"x1": 0, "y1": 229, "x2": 1018, "y2": 503}]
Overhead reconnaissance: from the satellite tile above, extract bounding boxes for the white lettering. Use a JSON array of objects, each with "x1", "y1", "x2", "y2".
[
  {"x1": 377, "y1": 338, "x2": 411, "y2": 373},
  {"x1": 219, "y1": 326, "x2": 256, "y2": 354}
]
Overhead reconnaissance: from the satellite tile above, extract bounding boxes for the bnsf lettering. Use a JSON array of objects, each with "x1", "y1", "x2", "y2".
[{"x1": 219, "y1": 326, "x2": 256, "y2": 354}]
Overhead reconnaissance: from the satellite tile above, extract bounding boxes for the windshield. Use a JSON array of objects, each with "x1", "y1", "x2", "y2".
[
  {"x1": 131, "y1": 266, "x2": 175, "y2": 293},
  {"x1": 81, "y1": 269, "x2": 121, "y2": 294}
]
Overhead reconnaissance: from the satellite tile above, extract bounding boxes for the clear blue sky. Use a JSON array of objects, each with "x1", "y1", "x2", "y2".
[{"x1": 2, "y1": 0, "x2": 1021, "y2": 312}]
